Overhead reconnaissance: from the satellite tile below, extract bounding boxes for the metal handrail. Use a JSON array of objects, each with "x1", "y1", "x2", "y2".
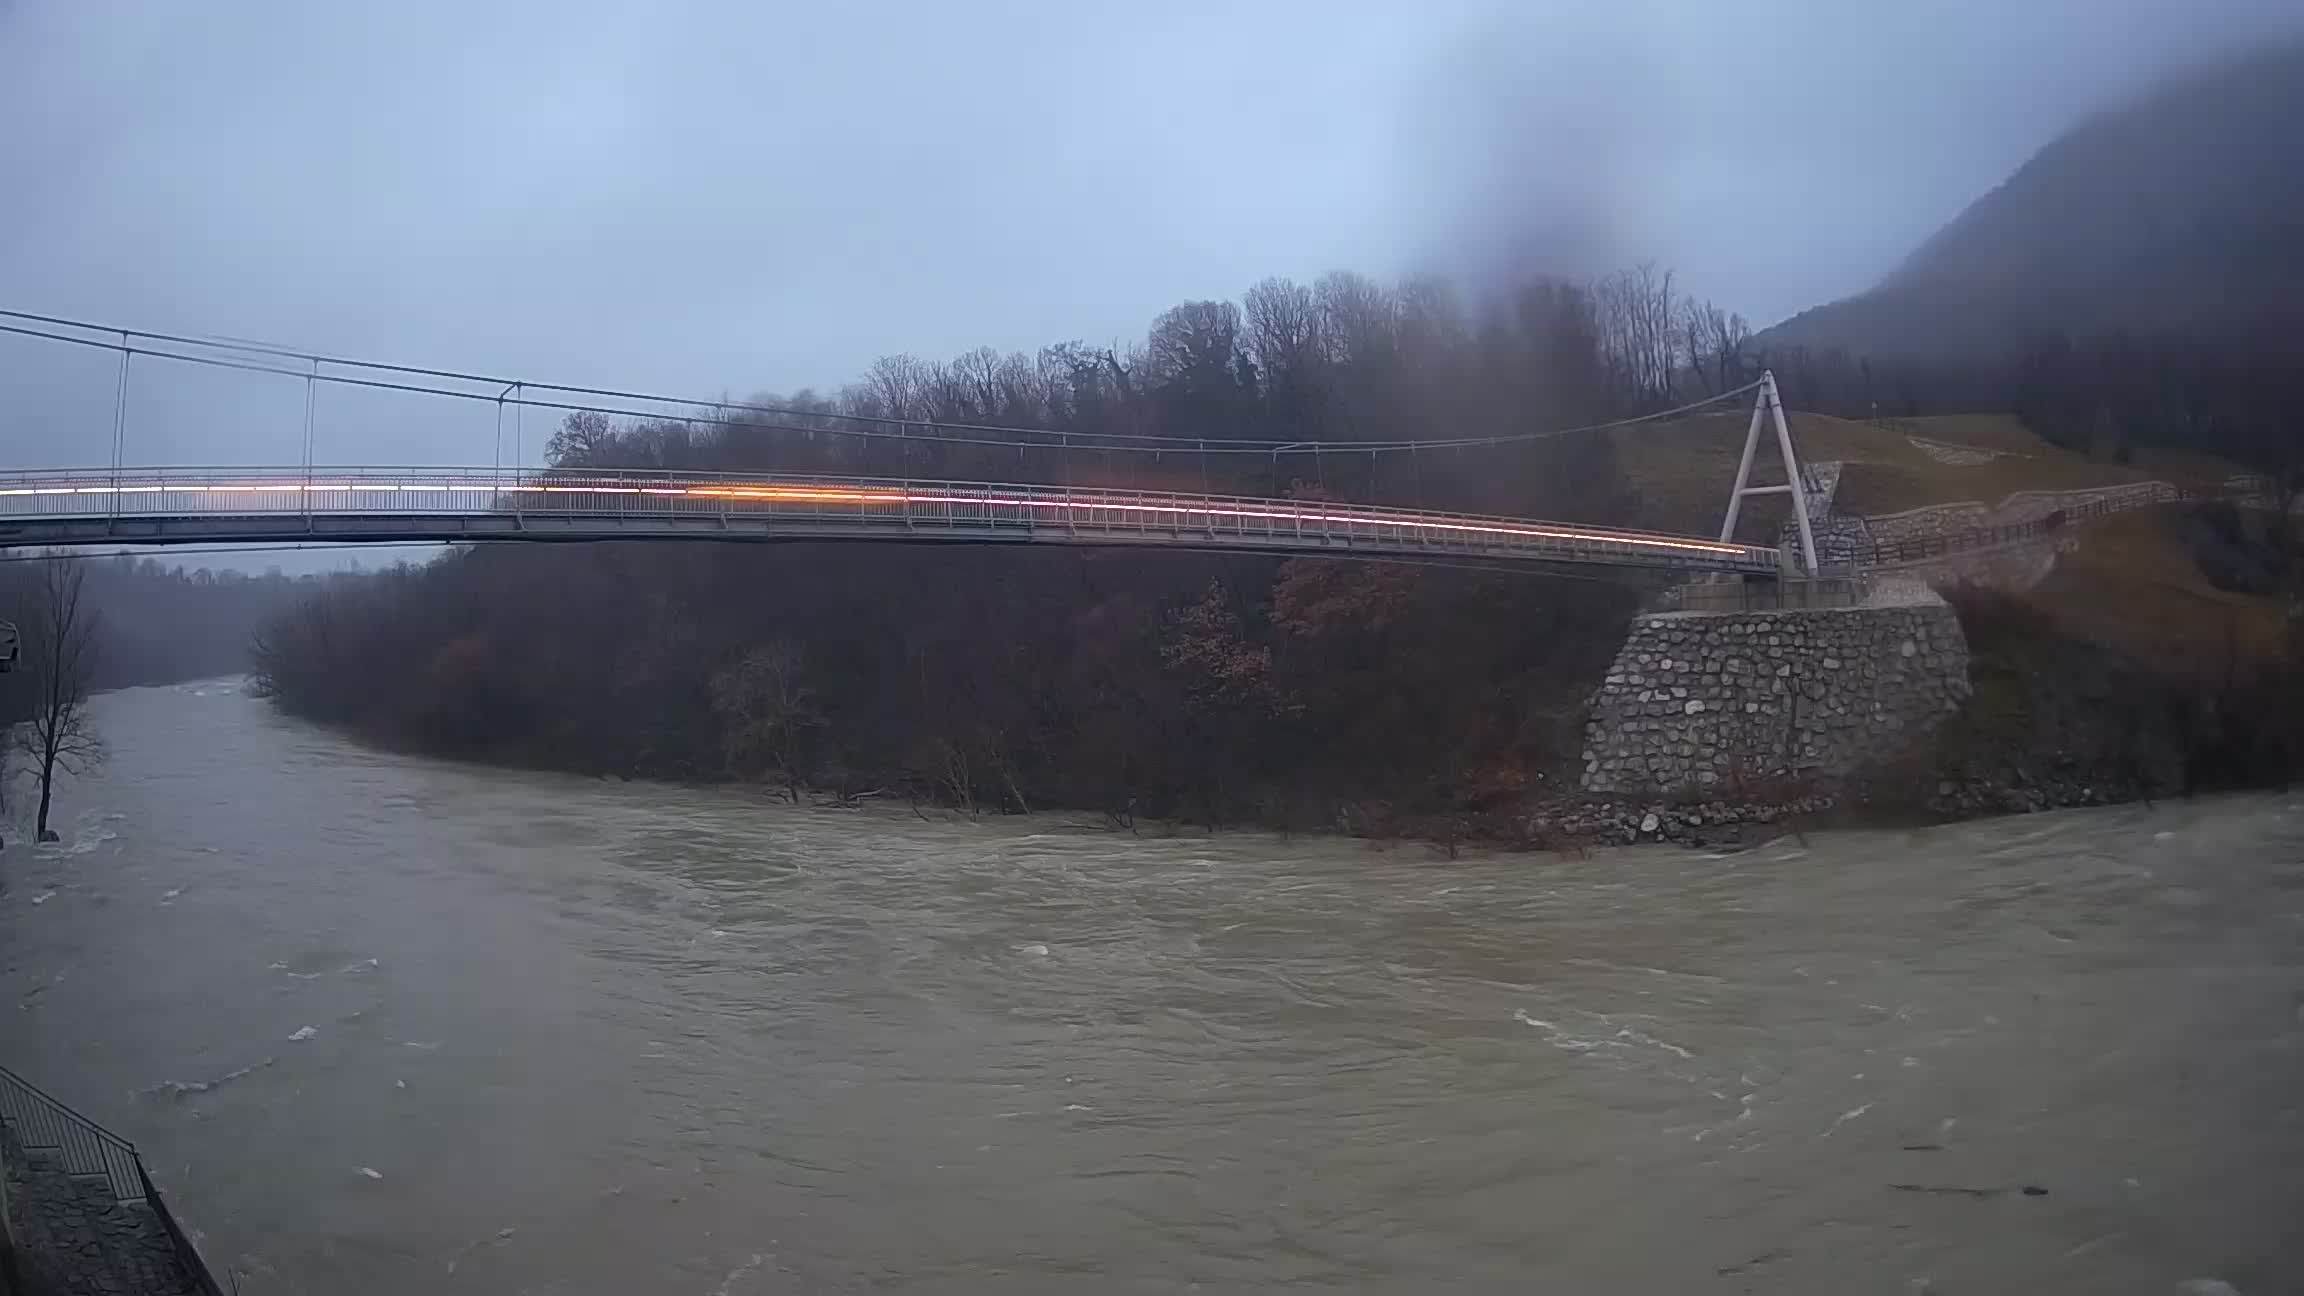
[
  {"x1": 1854, "y1": 481, "x2": 2231, "y2": 569},
  {"x1": 0, "y1": 463, "x2": 1785, "y2": 572},
  {"x1": 0, "y1": 1063, "x2": 226, "y2": 1295},
  {"x1": 0, "y1": 1064, "x2": 144, "y2": 1203},
  {"x1": 0, "y1": 462, "x2": 1757, "y2": 537}
]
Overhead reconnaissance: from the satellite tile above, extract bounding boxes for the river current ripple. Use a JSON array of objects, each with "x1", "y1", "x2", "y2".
[{"x1": 2, "y1": 682, "x2": 2300, "y2": 1293}]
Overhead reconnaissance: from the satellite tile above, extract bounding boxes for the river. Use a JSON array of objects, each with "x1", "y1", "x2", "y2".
[{"x1": 1, "y1": 682, "x2": 2300, "y2": 1294}]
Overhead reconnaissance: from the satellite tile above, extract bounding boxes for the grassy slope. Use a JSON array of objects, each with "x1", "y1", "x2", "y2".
[
  {"x1": 1617, "y1": 409, "x2": 2284, "y2": 670},
  {"x1": 1614, "y1": 410, "x2": 2247, "y2": 537},
  {"x1": 1900, "y1": 414, "x2": 2052, "y2": 455},
  {"x1": 2029, "y1": 507, "x2": 2293, "y2": 675}
]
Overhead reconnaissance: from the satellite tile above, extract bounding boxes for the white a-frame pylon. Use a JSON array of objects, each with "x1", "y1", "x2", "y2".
[{"x1": 1718, "y1": 370, "x2": 1819, "y2": 575}]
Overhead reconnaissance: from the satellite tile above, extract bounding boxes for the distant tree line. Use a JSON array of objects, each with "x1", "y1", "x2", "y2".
[
  {"x1": 535, "y1": 265, "x2": 1756, "y2": 522},
  {"x1": 76, "y1": 556, "x2": 317, "y2": 690},
  {"x1": 253, "y1": 267, "x2": 1760, "y2": 827}
]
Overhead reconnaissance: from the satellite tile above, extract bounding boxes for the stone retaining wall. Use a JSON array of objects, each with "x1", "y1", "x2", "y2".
[
  {"x1": 1878, "y1": 533, "x2": 2071, "y2": 588},
  {"x1": 1864, "y1": 480, "x2": 2181, "y2": 544},
  {"x1": 1770, "y1": 462, "x2": 1844, "y2": 557},
  {"x1": 1908, "y1": 437, "x2": 2004, "y2": 466},
  {"x1": 1581, "y1": 594, "x2": 1970, "y2": 796}
]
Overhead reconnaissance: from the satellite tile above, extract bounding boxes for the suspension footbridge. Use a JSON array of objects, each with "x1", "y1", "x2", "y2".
[
  {"x1": 0, "y1": 311, "x2": 1819, "y2": 576},
  {"x1": 0, "y1": 467, "x2": 1786, "y2": 572}
]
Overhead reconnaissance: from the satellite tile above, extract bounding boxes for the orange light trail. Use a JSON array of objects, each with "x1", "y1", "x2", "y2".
[{"x1": 0, "y1": 476, "x2": 1764, "y2": 559}]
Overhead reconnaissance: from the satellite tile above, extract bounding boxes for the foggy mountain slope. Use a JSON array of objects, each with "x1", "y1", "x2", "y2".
[{"x1": 1763, "y1": 39, "x2": 2304, "y2": 359}]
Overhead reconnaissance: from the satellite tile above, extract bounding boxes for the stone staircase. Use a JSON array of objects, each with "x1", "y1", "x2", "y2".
[
  {"x1": 0, "y1": 1065, "x2": 220, "y2": 1296},
  {"x1": 3, "y1": 1126, "x2": 197, "y2": 1295}
]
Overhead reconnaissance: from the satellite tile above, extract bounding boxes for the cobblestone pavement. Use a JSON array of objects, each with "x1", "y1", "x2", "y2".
[{"x1": 3, "y1": 1126, "x2": 196, "y2": 1296}]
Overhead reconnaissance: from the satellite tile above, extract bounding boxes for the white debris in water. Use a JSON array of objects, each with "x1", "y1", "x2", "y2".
[
  {"x1": 356, "y1": 1166, "x2": 383, "y2": 1179},
  {"x1": 445, "y1": 1226, "x2": 517, "y2": 1275},
  {"x1": 711, "y1": 1253, "x2": 768, "y2": 1296},
  {"x1": 395, "y1": 1080, "x2": 407, "y2": 1089},
  {"x1": 2154, "y1": 831, "x2": 2176, "y2": 842},
  {"x1": 138, "y1": 1058, "x2": 276, "y2": 1101},
  {"x1": 280, "y1": 957, "x2": 377, "y2": 979},
  {"x1": 1691, "y1": 1091, "x2": 1758, "y2": 1143},
  {"x1": 1513, "y1": 1009, "x2": 1618, "y2": 1056},
  {"x1": 1015, "y1": 943, "x2": 1050, "y2": 957},
  {"x1": 402, "y1": 1041, "x2": 442, "y2": 1050},
  {"x1": 161, "y1": 888, "x2": 183, "y2": 903},
  {"x1": 288, "y1": 1026, "x2": 318, "y2": 1041},
  {"x1": 267, "y1": 962, "x2": 288, "y2": 970},
  {"x1": 1821, "y1": 1103, "x2": 1873, "y2": 1136},
  {"x1": 29, "y1": 891, "x2": 54, "y2": 905},
  {"x1": 1616, "y1": 1026, "x2": 1693, "y2": 1058}
]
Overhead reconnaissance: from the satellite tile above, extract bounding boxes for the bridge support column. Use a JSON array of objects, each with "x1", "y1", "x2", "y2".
[
  {"x1": 1580, "y1": 591, "x2": 1970, "y2": 797},
  {"x1": 1719, "y1": 371, "x2": 1820, "y2": 574}
]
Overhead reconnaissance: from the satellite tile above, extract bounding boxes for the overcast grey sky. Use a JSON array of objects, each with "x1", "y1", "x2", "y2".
[{"x1": 3, "y1": 0, "x2": 2299, "y2": 471}]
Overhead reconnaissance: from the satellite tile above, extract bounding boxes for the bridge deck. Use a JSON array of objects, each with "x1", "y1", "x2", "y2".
[{"x1": 0, "y1": 467, "x2": 1781, "y2": 573}]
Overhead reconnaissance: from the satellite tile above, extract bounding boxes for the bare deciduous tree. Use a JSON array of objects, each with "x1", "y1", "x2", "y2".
[
  {"x1": 10, "y1": 557, "x2": 104, "y2": 842},
  {"x1": 1146, "y1": 301, "x2": 1245, "y2": 386},
  {"x1": 861, "y1": 354, "x2": 937, "y2": 424},
  {"x1": 545, "y1": 410, "x2": 621, "y2": 467},
  {"x1": 1596, "y1": 262, "x2": 1681, "y2": 408},
  {"x1": 1679, "y1": 297, "x2": 1752, "y2": 396},
  {"x1": 1314, "y1": 270, "x2": 1398, "y2": 373},
  {"x1": 1242, "y1": 277, "x2": 1321, "y2": 386},
  {"x1": 709, "y1": 639, "x2": 820, "y2": 802}
]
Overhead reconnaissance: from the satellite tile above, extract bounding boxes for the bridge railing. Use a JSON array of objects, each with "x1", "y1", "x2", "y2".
[
  {"x1": 0, "y1": 1063, "x2": 227, "y2": 1295},
  {"x1": 1842, "y1": 481, "x2": 2254, "y2": 570},
  {"x1": 0, "y1": 465, "x2": 1783, "y2": 572}
]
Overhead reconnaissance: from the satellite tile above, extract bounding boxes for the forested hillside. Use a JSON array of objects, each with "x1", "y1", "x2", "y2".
[
  {"x1": 1766, "y1": 40, "x2": 2304, "y2": 361},
  {"x1": 1755, "y1": 42, "x2": 2304, "y2": 493}
]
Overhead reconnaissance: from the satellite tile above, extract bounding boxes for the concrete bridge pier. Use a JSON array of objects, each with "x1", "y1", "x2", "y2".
[{"x1": 1580, "y1": 581, "x2": 1972, "y2": 797}]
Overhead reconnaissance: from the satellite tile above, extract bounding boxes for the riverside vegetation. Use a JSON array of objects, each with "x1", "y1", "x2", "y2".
[{"x1": 247, "y1": 259, "x2": 2304, "y2": 841}]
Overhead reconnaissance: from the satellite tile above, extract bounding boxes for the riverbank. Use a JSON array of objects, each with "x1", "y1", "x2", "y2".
[{"x1": 242, "y1": 521, "x2": 2301, "y2": 853}]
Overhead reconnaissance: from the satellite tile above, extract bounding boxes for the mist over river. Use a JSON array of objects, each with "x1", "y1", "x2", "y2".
[{"x1": 2, "y1": 682, "x2": 2300, "y2": 1294}]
